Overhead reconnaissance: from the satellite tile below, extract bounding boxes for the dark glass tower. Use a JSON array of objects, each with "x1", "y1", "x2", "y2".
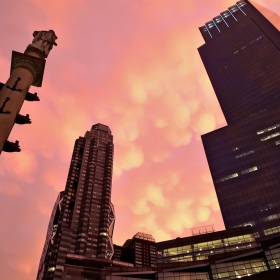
[
  {"x1": 199, "y1": 0, "x2": 280, "y2": 241},
  {"x1": 37, "y1": 124, "x2": 115, "y2": 280},
  {"x1": 199, "y1": 0, "x2": 280, "y2": 125}
]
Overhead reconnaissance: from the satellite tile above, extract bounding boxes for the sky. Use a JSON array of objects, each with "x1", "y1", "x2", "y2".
[{"x1": 0, "y1": 0, "x2": 279, "y2": 279}]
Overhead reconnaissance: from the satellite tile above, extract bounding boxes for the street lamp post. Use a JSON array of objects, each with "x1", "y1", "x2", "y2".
[{"x1": 0, "y1": 30, "x2": 57, "y2": 154}]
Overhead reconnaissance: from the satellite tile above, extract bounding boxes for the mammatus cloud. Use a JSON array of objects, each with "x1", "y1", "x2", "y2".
[
  {"x1": 0, "y1": 0, "x2": 278, "y2": 279},
  {"x1": 0, "y1": 181, "x2": 22, "y2": 196},
  {"x1": 131, "y1": 184, "x2": 165, "y2": 215},
  {"x1": 3, "y1": 151, "x2": 38, "y2": 181},
  {"x1": 116, "y1": 143, "x2": 144, "y2": 171}
]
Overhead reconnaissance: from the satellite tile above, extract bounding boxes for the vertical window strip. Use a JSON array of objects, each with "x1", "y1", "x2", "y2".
[
  {"x1": 212, "y1": 19, "x2": 221, "y2": 33},
  {"x1": 228, "y1": 8, "x2": 238, "y2": 21},
  {"x1": 236, "y1": 3, "x2": 246, "y2": 16},
  {"x1": 220, "y1": 14, "x2": 229, "y2": 27},
  {"x1": 204, "y1": 24, "x2": 213, "y2": 38}
]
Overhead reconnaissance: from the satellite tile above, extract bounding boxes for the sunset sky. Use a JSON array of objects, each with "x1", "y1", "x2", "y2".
[{"x1": 0, "y1": 0, "x2": 279, "y2": 279}]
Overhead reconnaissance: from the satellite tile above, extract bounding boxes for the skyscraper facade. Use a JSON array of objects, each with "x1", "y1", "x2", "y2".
[
  {"x1": 198, "y1": 0, "x2": 280, "y2": 125},
  {"x1": 37, "y1": 124, "x2": 115, "y2": 280},
  {"x1": 37, "y1": 192, "x2": 64, "y2": 280},
  {"x1": 198, "y1": 0, "x2": 280, "y2": 240}
]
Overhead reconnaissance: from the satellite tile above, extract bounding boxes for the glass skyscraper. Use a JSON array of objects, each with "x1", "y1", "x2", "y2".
[
  {"x1": 37, "y1": 124, "x2": 115, "y2": 280},
  {"x1": 199, "y1": 0, "x2": 280, "y2": 240}
]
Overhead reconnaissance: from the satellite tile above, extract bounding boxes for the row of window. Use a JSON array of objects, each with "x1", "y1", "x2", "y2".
[
  {"x1": 236, "y1": 211, "x2": 280, "y2": 228},
  {"x1": 215, "y1": 166, "x2": 258, "y2": 183},
  {"x1": 233, "y1": 35, "x2": 264, "y2": 56},
  {"x1": 204, "y1": 2, "x2": 247, "y2": 31},
  {"x1": 158, "y1": 234, "x2": 255, "y2": 259},
  {"x1": 261, "y1": 132, "x2": 280, "y2": 141},
  {"x1": 106, "y1": 277, "x2": 153, "y2": 280},
  {"x1": 264, "y1": 225, "x2": 280, "y2": 236},
  {"x1": 265, "y1": 247, "x2": 280, "y2": 269},
  {"x1": 106, "y1": 246, "x2": 280, "y2": 279},
  {"x1": 157, "y1": 272, "x2": 209, "y2": 280},
  {"x1": 158, "y1": 244, "x2": 255, "y2": 263},
  {"x1": 257, "y1": 123, "x2": 280, "y2": 135},
  {"x1": 223, "y1": 201, "x2": 280, "y2": 221},
  {"x1": 212, "y1": 258, "x2": 268, "y2": 280},
  {"x1": 236, "y1": 150, "x2": 255, "y2": 159},
  {"x1": 206, "y1": 135, "x2": 280, "y2": 157}
]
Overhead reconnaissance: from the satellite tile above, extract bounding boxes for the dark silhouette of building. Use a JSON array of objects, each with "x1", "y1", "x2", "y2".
[
  {"x1": 113, "y1": 232, "x2": 157, "y2": 268},
  {"x1": 198, "y1": 0, "x2": 280, "y2": 241},
  {"x1": 37, "y1": 124, "x2": 115, "y2": 280},
  {"x1": 38, "y1": 226, "x2": 280, "y2": 279}
]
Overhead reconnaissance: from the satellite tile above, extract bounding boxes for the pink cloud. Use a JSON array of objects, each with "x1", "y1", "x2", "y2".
[{"x1": 0, "y1": 0, "x2": 279, "y2": 279}]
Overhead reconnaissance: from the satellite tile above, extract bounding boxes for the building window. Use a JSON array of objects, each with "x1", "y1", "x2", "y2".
[
  {"x1": 48, "y1": 267, "x2": 55, "y2": 272},
  {"x1": 261, "y1": 132, "x2": 280, "y2": 141},
  {"x1": 236, "y1": 150, "x2": 255, "y2": 159},
  {"x1": 257, "y1": 124, "x2": 280, "y2": 135},
  {"x1": 241, "y1": 166, "x2": 258, "y2": 175},
  {"x1": 56, "y1": 265, "x2": 64, "y2": 271},
  {"x1": 264, "y1": 226, "x2": 280, "y2": 236},
  {"x1": 211, "y1": 258, "x2": 267, "y2": 279},
  {"x1": 265, "y1": 247, "x2": 280, "y2": 269},
  {"x1": 215, "y1": 173, "x2": 238, "y2": 183}
]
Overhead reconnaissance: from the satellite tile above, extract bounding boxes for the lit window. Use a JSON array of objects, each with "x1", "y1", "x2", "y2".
[
  {"x1": 237, "y1": 1, "x2": 247, "y2": 7},
  {"x1": 222, "y1": 12, "x2": 230, "y2": 18},
  {"x1": 257, "y1": 124, "x2": 280, "y2": 135},
  {"x1": 236, "y1": 150, "x2": 255, "y2": 159},
  {"x1": 261, "y1": 132, "x2": 280, "y2": 141},
  {"x1": 241, "y1": 166, "x2": 258, "y2": 174},
  {"x1": 264, "y1": 226, "x2": 280, "y2": 236},
  {"x1": 229, "y1": 6, "x2": 239, "y2": 13},
  {"x1": 215, "y1": 173, "x2": 238, "y2": 183},
  {"x1": 214, "y1": 17, "x2": 222, "y2": 23},
  {"x1": 48, "y1": 267, "x2": 55, "y2": 272},
  {"x1": 244, "y1": 223, "x2": 253, "y2": 227},
  {"x1": 216, "y1": 166, "x2": 258, "y2": 183},
  {"x1": 100, "y1": 232, "x2": 108, "y2": 236},
  {"x1": 207, "y1": 22, "x2": 215, "y2": 29}
]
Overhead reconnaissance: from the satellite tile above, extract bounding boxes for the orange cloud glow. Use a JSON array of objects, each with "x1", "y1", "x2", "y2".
[{"x1": 0, "y1": 0, "x2": 278, "y2": 279}]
